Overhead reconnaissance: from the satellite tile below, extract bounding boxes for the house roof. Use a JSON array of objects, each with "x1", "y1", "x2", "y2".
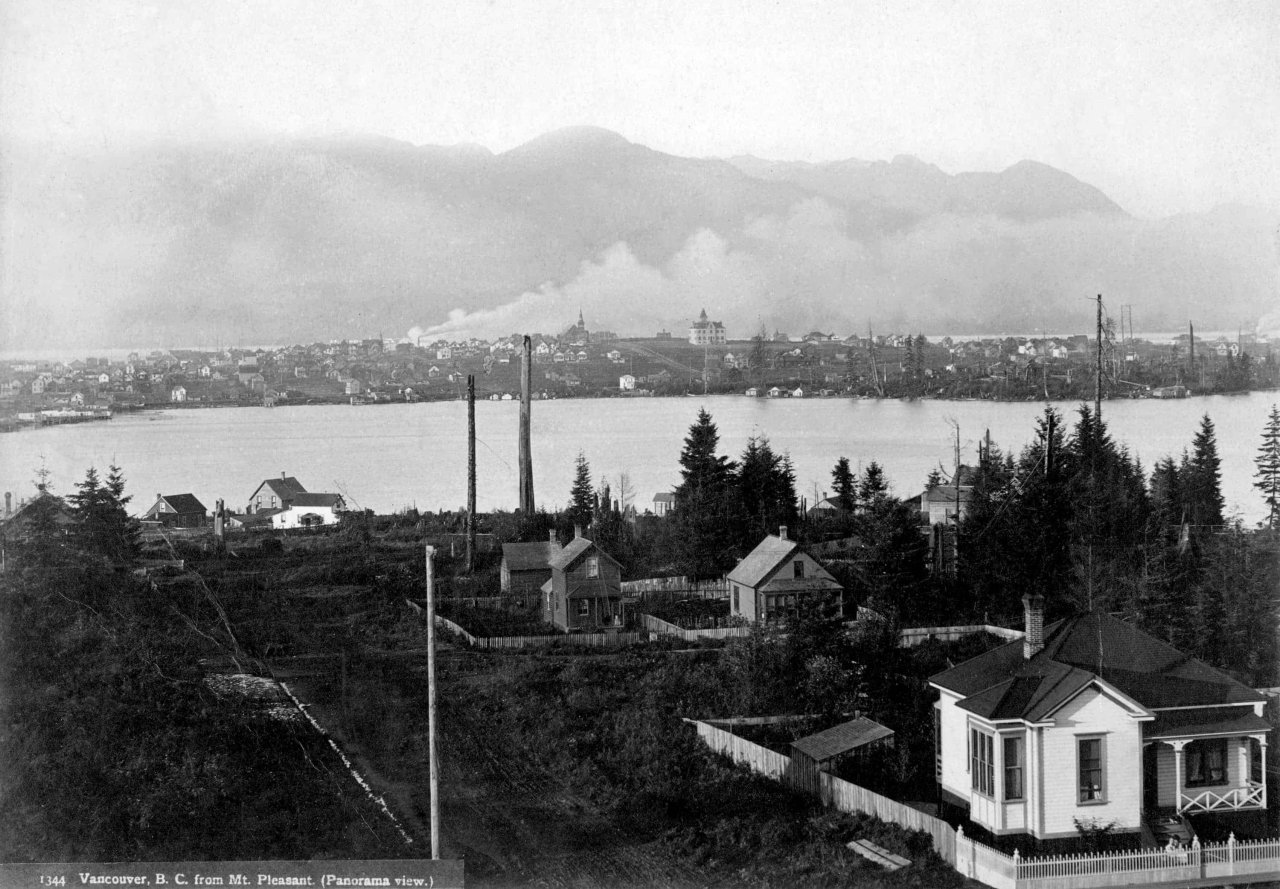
[
  {"x1": 653, "y1": 492, "x2": 676, "y2": 503},
  {"x1": 932, "y1": 611, "x2": 1265, "y2": 719},
  {"x1": 728, "y1": 533, "x2": 840, "y2": 592},
  {"x1": 502, "y1": 540, "x2": 563, "y2": 571},
  {"x1": 254, "y1": 477, "x2": 307, "y2": 500},
  {"x1": 728, "y1": 534, "x2": 800, "y2": 587},
  {"x1": 792, "y1": 717, "x2": 895, "y2": 762},
  {"x1": 549, "y1": 536, "x2": 621, "y2": 572},
  {"x1": 1145, "y1": 707, "x2": 1271, "y2": 740},
  {"x1": 290, "y1": 492, "x2": 343, "y2": 508},
  {"x1": 158, "y1": 493, "x2": 207, "y2": 514}
]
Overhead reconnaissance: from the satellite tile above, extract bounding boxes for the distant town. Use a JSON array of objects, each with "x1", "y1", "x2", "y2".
[{"x1": 2, "y1": 310, "x2": 1274, "y2": 428}]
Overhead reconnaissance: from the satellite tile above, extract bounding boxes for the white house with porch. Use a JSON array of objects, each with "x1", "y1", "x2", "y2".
[{"x1": 931, "y1": 595, "x2": 1268, "y2": 843}]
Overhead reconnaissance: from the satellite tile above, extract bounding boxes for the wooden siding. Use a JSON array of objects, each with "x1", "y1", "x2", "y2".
[{"x1": 1039, "y1": 688, "x2": 1143, "y2": 836}]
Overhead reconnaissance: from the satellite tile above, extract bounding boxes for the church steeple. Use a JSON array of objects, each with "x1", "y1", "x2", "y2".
[{"x1": 577, "y1": 307, "x2": 585, "y2": 328}]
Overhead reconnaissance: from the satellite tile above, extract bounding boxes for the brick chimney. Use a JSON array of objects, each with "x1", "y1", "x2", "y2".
[
  {"x1": 574, "y1": 524, "x2": 583, "y2": 539},
  {"x1": 778, "y1": 525, "x2": 788, "y2": 540},
  {"x1": 1022, "y1": 594, "x2": 1045, "y2": 659}
]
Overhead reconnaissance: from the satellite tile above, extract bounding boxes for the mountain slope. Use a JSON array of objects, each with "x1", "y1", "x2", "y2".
[{"x1": 1, "y1": 129, "x2": 1272, "y2": 350}]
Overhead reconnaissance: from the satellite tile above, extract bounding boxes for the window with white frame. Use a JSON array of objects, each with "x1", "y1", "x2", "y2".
[
  {"x1": 970, "y1": 729, "x2": 994, "y2": 796},
  {"x1": 1078, "y1": 736, "x2": 1105, "y2": 803},
  {"x1": 586, "y1": 556, "x2": 599, "y2": 578},
  {"x1": 577, "y1": 599, "x2": 589, "y2": 618},
  {"x1": 1003, "y1": 735, "x2": 1024, "y2": 800}
]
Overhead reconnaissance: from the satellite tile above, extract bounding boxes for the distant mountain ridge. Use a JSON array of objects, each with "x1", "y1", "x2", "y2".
[
  {"x1": 1, "y1": 127, "x2": 1274, "y2": 350},
  {"x1": 725, "y1": 153, "x2": 1126, "y2": 220}
]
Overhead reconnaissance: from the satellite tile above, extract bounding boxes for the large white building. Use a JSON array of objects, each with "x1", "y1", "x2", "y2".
[{"x1": 688, "y1": 309, "x2": 726, "y2": 345}]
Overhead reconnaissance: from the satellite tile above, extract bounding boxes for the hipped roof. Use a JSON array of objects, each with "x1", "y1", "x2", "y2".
[{"x1": 933, "y1": 611, "x2": 1264, "y2": 720}]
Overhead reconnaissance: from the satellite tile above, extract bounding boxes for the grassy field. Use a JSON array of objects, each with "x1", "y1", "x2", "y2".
[{"x1": 168, "y1": 533, "x2": 982, "y2": 887}]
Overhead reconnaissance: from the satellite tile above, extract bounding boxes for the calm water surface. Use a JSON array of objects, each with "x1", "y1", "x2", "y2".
[{"x1": 1, "y1": 393, "x2": 1274, "y2": 524}]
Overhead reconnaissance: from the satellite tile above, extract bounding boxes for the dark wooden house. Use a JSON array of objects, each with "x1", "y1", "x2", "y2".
[
  {"x1": 142, "y1": 493, "x2": 208, "y2": 528},
  {"x1": 541, "y1": 534, "x2": 624, "y2": 632}
]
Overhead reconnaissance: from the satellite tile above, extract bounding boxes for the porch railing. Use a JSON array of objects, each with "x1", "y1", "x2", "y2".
[{"x1": 1179, "y1": 780, "x2": 1265, "y2": 813}]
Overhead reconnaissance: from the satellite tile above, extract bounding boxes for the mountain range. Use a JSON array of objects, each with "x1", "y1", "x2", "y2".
[{"x1": 2, "y1": 126, "x2": 1276, "y2": 351}]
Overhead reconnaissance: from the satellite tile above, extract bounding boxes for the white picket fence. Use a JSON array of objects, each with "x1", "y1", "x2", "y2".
[
  {"x1": 639, "y1": 612, "x2": 752, "y2": 641},
  {"x1": 958, "y1": 830, "x2": 1280, "y2": 889},
  {"x1": 686, "y1": 717, "x2": 1280, "y2": 889}
]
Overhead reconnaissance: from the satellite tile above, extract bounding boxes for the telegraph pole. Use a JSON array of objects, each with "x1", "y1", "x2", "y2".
[
  {"x1": 1095, "y1": 294, "x2": 1103, "y2": 422},
  {"x1": 466, "y1": 374, "x2": 476, "y2": 573},
  {"x1": 425, "y1": 545, "x2": 441, "y2": 858}
]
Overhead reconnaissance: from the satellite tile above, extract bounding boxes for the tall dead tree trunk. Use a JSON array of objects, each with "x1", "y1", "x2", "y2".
[{"x1": 519, "y1": 336, "x2": 535, "y2": 515}]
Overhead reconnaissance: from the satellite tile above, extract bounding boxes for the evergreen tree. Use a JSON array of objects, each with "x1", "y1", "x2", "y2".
[
  {"x1": 69, "y1": 465, "x2": 138, "y2": 563},
  {"x1": 831, "y1": 457, "x2": 856, "y2": 510},
  {"x1": 858, "y1": 461, "x2": 889, "y2": 507},
  {"x1": 674, "y1": 409, "x2": 736, "y2": 503},
  {"x1": 1254, "y1": 404, "x2": 1280, "y2": 530},
  {"x1": 567, "y1": 451, "x2": 595, "y2": 530},
  {"x1": 1186, "y1": 414, "x2": 1225, "y2": 528},
  {"x1": 737, "y1": 436, "x2": 797, "y2": 538},
  {"x1": 924, "y1": 467, "x2": 944, "y2": 491},
  {"x1": 672, "y1": 410, "x2": 738, "y2": 578}
]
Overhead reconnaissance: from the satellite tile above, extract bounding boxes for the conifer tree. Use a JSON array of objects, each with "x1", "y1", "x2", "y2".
[
  {"x1": 567, "y1": 451, "x2": 595, "y2": 530},
  {"x1": 672, "y1": 410, "x2": 738, "y2": 578},
  {"x1": 858, "y1": 461, "x2": 888, "y2": 507},
  {"x1": 831, "y1": 457, "x2": 856, "y2": 510},
  {"x1": 1255, "y1": 404, "x2": 1280, "y2": 530},
  {"x1": 1186, "y1": 414, "x2": 1225, "y2": 528}
]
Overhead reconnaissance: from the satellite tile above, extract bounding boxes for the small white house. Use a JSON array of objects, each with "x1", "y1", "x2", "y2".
[
  {"x1": 619, "y1": 374, "x2": 636, "y2": 391},
  {"x1": 271, "y1": 492, "x2": 346, "y2": 529},
  {"x1": 931, "y1": 596, "x2": 1269, "y2": 843},
  {"x1": 170, "y1": 386, "x2": 187, "y2": 403}
]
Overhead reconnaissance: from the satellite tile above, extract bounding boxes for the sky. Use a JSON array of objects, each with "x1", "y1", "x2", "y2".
[{"x1": 2, "y1": 0, "x2": 1277, "y2": 218}]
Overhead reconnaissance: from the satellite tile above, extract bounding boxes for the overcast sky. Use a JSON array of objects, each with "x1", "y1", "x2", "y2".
[{"x1": 2, "y1": 0, "x2": 1277, "y2": 217}]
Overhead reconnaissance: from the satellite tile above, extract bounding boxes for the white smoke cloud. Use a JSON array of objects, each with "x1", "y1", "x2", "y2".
[{"x1": 406, "y1": 197, "x2": 1280, "y2": 344}]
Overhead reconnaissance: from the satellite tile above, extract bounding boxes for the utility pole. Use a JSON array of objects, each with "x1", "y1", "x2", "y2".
[
  {"x1": 953, "y1": 421, "x2": 961, "y2": 571},
  {"x1": 519, "y1": 336, "x2": 535, "y2": 515},
  {"x1": 425, "y1": 544, "x2": 441, "y2": 859},
  {"x1": 466, "y1": 374, "x2": 476, "y2": 573},
  {"x1": 1095, "y1": 294, "x2": 1103, "y2": 422}
]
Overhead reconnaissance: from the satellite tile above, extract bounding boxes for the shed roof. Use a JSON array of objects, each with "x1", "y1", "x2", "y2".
[
  {"x1": 502, "y1": 540, "x2": 563, "y2": 572},
  {"x1": 791, "y1": 717, "x2": 894, "y2": 762}
]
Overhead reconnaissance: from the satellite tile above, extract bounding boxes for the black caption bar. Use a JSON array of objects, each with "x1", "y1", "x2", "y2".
[{"x1": 0, "y1": 860, "x2": 464, "y2": 889}]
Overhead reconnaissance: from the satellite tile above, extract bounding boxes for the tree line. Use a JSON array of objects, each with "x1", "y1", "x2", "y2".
[{"x1": 550, "y1": 403, "x2": 1280, "y2": 685}]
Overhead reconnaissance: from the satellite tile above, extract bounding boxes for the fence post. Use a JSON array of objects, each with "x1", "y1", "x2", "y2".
[
  {"x1": 1012, "y1": 847, "x2": 1020, "y2": 884},
  {"x1": 1228, "y1": 832, "x2": 1235, "y2": 874},
  {"x1": 1192, "y1": 835, "x2": 1202, "y2": 878}
]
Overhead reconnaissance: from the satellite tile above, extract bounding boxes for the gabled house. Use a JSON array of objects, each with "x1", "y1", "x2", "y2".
[
  {"x1": 728, "y1": 527, "x2": 844, "y2": 622},
  {"x1": 542, "y1": 534, "x2": 625, "y2": 632},
  {"x1": 142, "y1": 493, "x2": 208, "y2": 528},
  {"x1": 931, "y1": 596, "x2": 1269, "y2": 844},
  {"x1": 500, "y1": 532, "x2": 563, "y2": 599},
  {"x1": 247, "y1": 474, "x2": 307, "y2": 514}
]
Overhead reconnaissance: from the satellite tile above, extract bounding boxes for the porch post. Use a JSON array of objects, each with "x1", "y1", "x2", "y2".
[
  {"x1": 1258, "y1": 735, "x2": 1269, "y2": 809},
  {"x1": 1171, "y1": 740, "x2": 1188, "y2": 813}
]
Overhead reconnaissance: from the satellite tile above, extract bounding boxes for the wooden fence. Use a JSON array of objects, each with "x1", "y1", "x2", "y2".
[
  {"x1": 417, "y1": 605, "x2": 642, "y2": 649},
  {"x1": 621, "y1": 576, "x2": 730, "y2": 602},
  {"x1": 686, "y1": 719, "x2": 1280, "y2": 889},
  {"x1": 685, "y1": 718, "x2": 956, "y2": 859},
  {"x1": 897, "y1": 624, "x2": 1023, "y2": 647},
  {"x1": 639, "y1": 613, "x2": 751, "y2": 642}
]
